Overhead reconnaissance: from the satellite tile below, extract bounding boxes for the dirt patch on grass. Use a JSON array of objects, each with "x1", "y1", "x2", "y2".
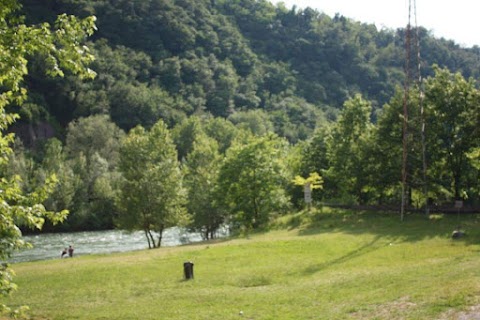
[
  {"x1": 355, "y1": 301, "x2": 480, "y2": 320},
  {"x1": 439, "y1": 305, "x2": 480, "y2": 320},
  {"x1": 351, "y1": 296, "x2": 417, "y2": 319}
]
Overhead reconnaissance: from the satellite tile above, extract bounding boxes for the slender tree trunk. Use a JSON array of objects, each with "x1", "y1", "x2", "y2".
[
  {"x1": 156, "y1": 226, "x2": 164, "y2": 248},
  {"x1": 144, "y1": 229, "x2": 151, "y2": 249},
  {"x1": 449, "y1": 153, "x2": 463, "y2": 200},
  {"x1": 147, "y1": 230, "x2": 156, "y2": 248},
  {"x1": 454, "y1": 173, "x2": 461, "y2": 200}
]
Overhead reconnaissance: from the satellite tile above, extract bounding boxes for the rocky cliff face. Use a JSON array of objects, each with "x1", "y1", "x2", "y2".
[{"x1": 11, "y1": 121, "x2": 56, "y2": 148}]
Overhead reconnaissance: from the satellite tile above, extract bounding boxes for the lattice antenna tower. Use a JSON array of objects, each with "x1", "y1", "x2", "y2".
[{"x1": 401, "y1": 0, "x2": 426, "y2": 221}]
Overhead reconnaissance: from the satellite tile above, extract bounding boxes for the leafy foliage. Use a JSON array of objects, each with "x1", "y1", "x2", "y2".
[
  {"x1": 183, "y1": 132, "x2": 224, "y2": 240},
  {"x1": 216, "y1": 134, "x2": 291, "y2": 230},
  {"x1": 116, "y1": 120, "x2": 186, "y2": 248},
  {"x1": 16, "y1": 0, "x2": 480, "y2": 143},
  {"x1": 3, "y1": 0, "x2": 480, "y2": 236},
  {"x1": 0, "y1": 0, "x2": 96, "y2": 315},
  {"x1": 292, "y1": 172, "x2": 323, "y2": 190},
  {"x1": 62, "y1": 115, "x2": 124, "y2": 230},
  {"x1": 324, "y1": 94, "x2": 374, "y2": 203},
  {"x1": 424, "y1": 66, "x2": 480, "y2": 200}
]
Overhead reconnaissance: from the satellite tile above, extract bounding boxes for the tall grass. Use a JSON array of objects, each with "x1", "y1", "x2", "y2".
[{"x1": 2, "y1": 209, "x2": 480, "y2": 319}]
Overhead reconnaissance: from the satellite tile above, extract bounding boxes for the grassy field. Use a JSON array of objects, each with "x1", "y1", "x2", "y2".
[{"x1": 2, "y1": 208, "x2": 480, "y2": 319}]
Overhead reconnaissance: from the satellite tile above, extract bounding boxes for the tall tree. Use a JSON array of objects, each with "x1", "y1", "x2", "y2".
[
  {"x1": 183, "y1": 134, "x2": 224, "y2": 240},
  {"x1": 369, "y1": 68, "x2": 480, "y2": 206},
  {"x1": 425, "y1": 66, "x2": 480, "y2": 200},
  {"x1": 203, "y1": 117, "x2": 239, "y2": 154},
  {"x1": 65, "y1": 115, "x2": 124, "y2": 166},
  {"x1": 173, "y1": 116, "x2": 226, "y2": 239},
  {"x1": 368, "y1": 90, "x2": 406, "y2": 204},
  {"x1": 116, "y1": 120, "x2": 186, "y2": 248},
  {"x1": 64, "y1": 115, "x2": 124, "y2": 230},
  {"x1": 0, "y1": 0, "x2": 95, "y2": 316},
  {"x1": 172, "y1": 116, "x2": 204, "y2": 161},
  {"x1": 295, "y1": 126, "x2": 331, "y2": 205},
  {"x1": 216, "y1": 134, "x2": 290, "y2": 230},
  {"x1": 38, "y1": 138, "x2": 77, "y2": 216},
  {"x1": 325, "y1": 94, "x2": 374, "y2": 203}
]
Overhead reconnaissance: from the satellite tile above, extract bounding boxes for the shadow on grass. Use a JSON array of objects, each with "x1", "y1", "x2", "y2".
[
  {"x1": 276, "y1": 208, "x2": 480, "y2": 245},
  {"x1": 178, "y1": 237, "x2": 234, "y2": 249},
  {"x1": 302, "y1": 236, "x2": 381, "y2": 276}
]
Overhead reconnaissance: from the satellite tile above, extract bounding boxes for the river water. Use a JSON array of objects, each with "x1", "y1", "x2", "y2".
[{"x1": 11, "y1": 227, "x2": 225, "y2": 263}]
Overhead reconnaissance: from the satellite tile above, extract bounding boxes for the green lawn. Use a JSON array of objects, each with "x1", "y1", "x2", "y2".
[{"x1": 2, "y1": 209, "x2": 480, "y2": 319}]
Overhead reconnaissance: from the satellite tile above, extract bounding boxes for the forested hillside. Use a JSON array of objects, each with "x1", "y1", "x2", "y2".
[
  {"x1": 5, "y1": 0, "x2": 480, "y2": 233},
  {"x1": 16, "y1": 0, "x2": 480, "y2": 142}
]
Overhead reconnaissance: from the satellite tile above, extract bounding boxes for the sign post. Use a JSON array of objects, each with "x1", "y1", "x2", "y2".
[
  {"x1": 304, "y1": 182, "x2": 312, "y2": 210},
  {"x1": 292, "y1": 172, "x2": 323, "y2": 211}
]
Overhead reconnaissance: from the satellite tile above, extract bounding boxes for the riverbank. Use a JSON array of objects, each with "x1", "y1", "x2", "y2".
[
  {"x1": 13, "y1": 227, "x2": 228, "y2": 263},
  {"x1": 3, "y1": 209, "x2": 480, "y2": 319}
]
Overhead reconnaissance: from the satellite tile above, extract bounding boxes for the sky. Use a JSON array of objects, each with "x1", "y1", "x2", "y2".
[{"x1": 273, "y1": 0, "x2": 479, "y2": 48}]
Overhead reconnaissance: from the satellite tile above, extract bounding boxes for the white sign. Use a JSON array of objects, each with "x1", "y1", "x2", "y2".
[{"x1": 304, "y1": 183, "x2": 312, "y2": 203}]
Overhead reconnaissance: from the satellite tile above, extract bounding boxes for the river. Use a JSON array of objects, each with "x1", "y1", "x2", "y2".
[{"x1": 11, "y1": 227, "x2": 227, "y2": 263}]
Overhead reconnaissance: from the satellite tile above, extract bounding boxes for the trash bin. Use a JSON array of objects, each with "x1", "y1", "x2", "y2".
[{"x1": 183, "y1": 261, "x2": 194, "y2": 280}]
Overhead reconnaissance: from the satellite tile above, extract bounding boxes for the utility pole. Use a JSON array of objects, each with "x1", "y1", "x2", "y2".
[
  {"x1": 401, "y1": 0, "x2": 412, "y2": 221},
  {"x1": 413, "y1": 0, "x2": 429, "y2": 217}
]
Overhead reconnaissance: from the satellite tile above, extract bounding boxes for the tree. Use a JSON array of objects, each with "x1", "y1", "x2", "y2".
[
  {"x1": 367, "y1": 68, "x2": 480, "y2": 206},
  {"x1": 206, "y1": 57, "x2": 239, "y2": 117},
  {"x1": 468, "y1": 148, "x2": 480, "y2": 171},
  {"x1": 292, "y1": 172, "x2": 323, "y2": 190},
  {"x1": 228, "y1": 109, "x2": 274, "y2": 136},
  {"x1": 183, "y1": 134, "x2": 224, "y2": 240},
  {"x1": 38, "y1": 138, "x2": 77, "y2": 217},
  {"x1": 216, "y1": 134, "x2": 290, "y2": 230},
  {"x1": 299, "y1": 126, "x2": 331, "y2": 180},
  {"x1": 467, "y1": 148, "x2": 480, "y2": 199},
  {"x1": 0, "y1": 1, "x2": 96, "y2": 316},
  {"x1": 116, "y1": 120, "x2": 186, "y2": 248},
  {"x1": 172, "y1": 116, "x2": 204, "y2": 161},
  {"x1": 63, "y1": 115, "x2": 124, "y2": 230},
  {"x1": 425, "y1": 66, "x2": 480, "y2": 201},
  {"x1": 265, "y1": 95, "x2": 324, "y2": 143},
  {"x1": 109, "y1": 82, "x2": 185, "y2": 131},
  {"x1": 172, "y1": 116, "x2": 226, "y2": 239},
  {"x1": 66, "y1": 115, "x2": 124, "y2": 166},
  {"x1": 367, "y1": 90, "x2": 406, "y2": 204},
  {"x1": 203, "y1": 117, "x2": 239, "y2": 154},
  {"x1": 325, "y1": 94, "x2": 374, "y2": 203}
]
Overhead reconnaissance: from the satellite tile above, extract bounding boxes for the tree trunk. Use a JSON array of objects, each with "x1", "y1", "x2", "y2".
[
  {"x1": 156, "y1": 226, "x2": 164, "y2": 248},
  {"x1": 147, "y1": 229, "x2": 156, "y2": 249},
  {"x1": 454, "y1": 170, "x2": 461, "y2": 200},
  {"x1": 144, "y1": 229, "x2": 152, "y2": 249}
]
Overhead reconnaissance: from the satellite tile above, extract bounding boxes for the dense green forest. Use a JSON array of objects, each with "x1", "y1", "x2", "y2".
[{"x1": 4, "y1": 0, "x2": 480, "y2": 237}]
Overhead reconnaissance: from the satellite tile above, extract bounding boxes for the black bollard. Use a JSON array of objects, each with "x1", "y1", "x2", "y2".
[{"x1": 183, "y1": 261, "x2": 194, "y2": 280}]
